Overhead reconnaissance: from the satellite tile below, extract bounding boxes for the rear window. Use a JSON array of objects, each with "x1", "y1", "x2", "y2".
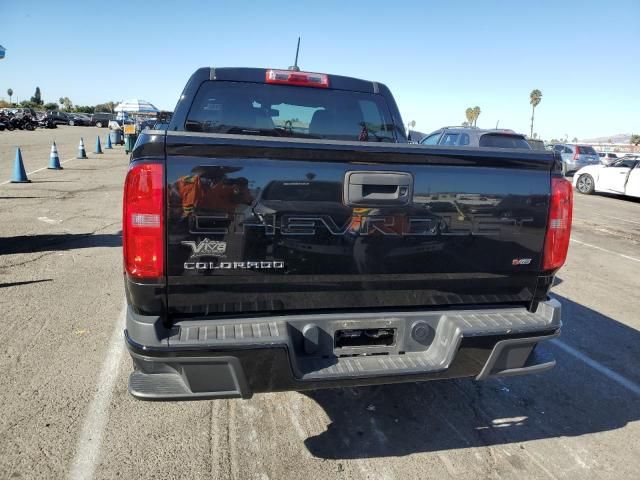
[
  {"x1": 479, "y1": 134, "x2": 531, "y2": 149},
  {"x1": 577, "y1": 145, "x2": 597, "y2": 155},
  {"x1": 612, "y1": 159, "x2": 638, "y2": 168},
  {"x1": 527, "y1": 139, "x2": 546, "y2": 150},
  {"x1": 185, "y1": 81, "x2": 396, "y2": 142}
]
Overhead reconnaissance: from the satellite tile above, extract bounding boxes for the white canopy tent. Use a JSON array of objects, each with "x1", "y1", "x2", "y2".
[{"x1": 114, "y1": 99, "x2": 159, "y2": 114}]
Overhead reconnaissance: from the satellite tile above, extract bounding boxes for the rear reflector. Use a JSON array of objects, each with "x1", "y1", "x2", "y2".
[
  {"x1": 265, "y1": 69, "x2": 329, "y2": 88},
  {"x1": 573, "y1": 146, "x2": 580, "y2": 161},
  {"x1": 543, "y1": 177, "x2": 573, "y2": 270},
  {"x1": 123, "y1": 162, "x2": 164, "y2": 279}
]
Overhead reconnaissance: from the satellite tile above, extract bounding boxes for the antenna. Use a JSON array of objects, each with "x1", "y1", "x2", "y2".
[{"x1": 289, "y1": 37, "x2": 301, "y2": 71}]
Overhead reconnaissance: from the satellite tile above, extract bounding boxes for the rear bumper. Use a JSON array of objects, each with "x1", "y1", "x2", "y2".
[{"x1": 125, "y1": 300, "x2": 561, "y2": 401}]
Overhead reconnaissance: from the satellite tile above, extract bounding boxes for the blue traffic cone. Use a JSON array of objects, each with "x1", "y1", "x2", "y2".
[
  {"x1": 48, "y1": 142, "x2": 63, "y2": 170},
  {"x1": 11, "y1": 147, "x2": 31, "y2": 183},
  {"x1": 94, "y1": 135, "x2": 103, "y2": 154},
  {"x1": 105, "y1": 133, "x2": 113, "y2": 149},
  {"x1": 77, "y1": 137, "x2": 87, "y2": 159}
]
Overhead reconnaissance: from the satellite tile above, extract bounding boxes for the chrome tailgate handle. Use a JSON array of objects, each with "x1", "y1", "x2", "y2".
[{"x1": 344, "y1": 171, "x2": 413, "y2": 206}]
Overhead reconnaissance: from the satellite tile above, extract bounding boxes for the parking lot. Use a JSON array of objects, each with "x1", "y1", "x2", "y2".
[{"x1": 0, "y1": 128, "x2": 639, "y2": 480}]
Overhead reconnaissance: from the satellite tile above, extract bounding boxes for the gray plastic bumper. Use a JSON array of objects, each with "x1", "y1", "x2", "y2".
[{"x1": 125, "y1": 299, "x2": 561, "y2": 400}]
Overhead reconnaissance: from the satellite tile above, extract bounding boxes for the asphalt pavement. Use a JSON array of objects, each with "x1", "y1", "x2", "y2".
[{"x1": 0, "y1": 129, "x2": 638, "y2": 480}]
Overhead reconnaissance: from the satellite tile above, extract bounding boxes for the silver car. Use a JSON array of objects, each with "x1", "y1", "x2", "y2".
[
  {"x1": 597, "y1": 152, "x2": 619, "y2": 165},
  {"x1": 551, "y1": 144, "x2": 600, "y2": 175},
  {"x1": 420, "y1": 127, "x2": 532, "y2": 149}
]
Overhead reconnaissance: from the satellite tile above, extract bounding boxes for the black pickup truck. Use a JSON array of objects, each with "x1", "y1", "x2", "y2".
[{"x1": 123, "y1": 67, "x2": 572, "y2": 400}]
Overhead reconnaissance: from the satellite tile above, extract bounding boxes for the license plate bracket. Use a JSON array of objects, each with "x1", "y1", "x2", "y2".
[{"x1": 335, "y1": 328, "x2": 396, "y2": 348}]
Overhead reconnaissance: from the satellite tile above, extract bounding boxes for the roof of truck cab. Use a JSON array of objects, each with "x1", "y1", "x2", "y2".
[{"x1": 195, "y1": 67, "x2": 383, "y2": 94}]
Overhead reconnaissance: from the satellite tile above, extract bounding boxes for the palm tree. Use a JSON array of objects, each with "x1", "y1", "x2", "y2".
[
  {"x1": 472, "y1": 106, "x2": 481, "y2": 126},
  {"x1": 529, "y1": 89, "x2": 542, "y2": 138},
  {"x1": 465, "y1": 108, "x2": 473, "y2": 126},
  {"x1": 7, "y1": 88, "x2": 13, "y2": 105}
]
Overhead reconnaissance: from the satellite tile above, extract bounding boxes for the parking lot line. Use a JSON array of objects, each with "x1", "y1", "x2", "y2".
[
  {"x1": 570, "y1": 238, "x2": 640, "y2": 263},
  {"x1": 551, "y1": 340, "x2": 640, "y2": 396},
  {"x1": 0, "y1": 157, "x2": 77, "y2": 186},
  {"x1": 589, "y1": 212, "x2": 640, "y2": 226},
  {"x1": 68, "y1": 301, "x2": 126, "y2": 480}
]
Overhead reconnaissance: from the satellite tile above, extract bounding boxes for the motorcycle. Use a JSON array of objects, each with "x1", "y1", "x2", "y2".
[
  {"x1": 7, "y1": 115, "x2": 22, "y2": 130},
  {"x1": 10, "y1": 113, "x2": 36, "y2": 131},
  {"x1": 38, "y1": 116, "x2": 57, "y2": 129}
]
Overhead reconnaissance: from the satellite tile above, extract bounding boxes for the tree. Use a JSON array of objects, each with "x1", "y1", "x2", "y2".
[
  {"x1": 572, "y1": 137, "x2": 578, "y2": 143},
  {"x1": 19, "y1": 100, "x2": 39, "y2": 109},
  {"x1": 472, "y1": 106, "x2": 481, "y2": 126},
  {"x1": 95, "y1": 101, "x2": 116, "y2": 113},
  {"x1": 465, "y1": 108, "x2": 473, "y2": 126},
  {"x1": 529, "y1": 89, "x2": 542, "y2": 138},
  {"x1": 631, "y1": 134, "x2": 640, "y2": 146},
  {"x1": 532, "y1": 133, "x2": 538, "y2": 139},
  {"x1": 30, "y1": 87, "x2": 43, "y2": 105},
  {"x1": 74, "y1": 105, "x2": 95, "y2": 114},
  {"x1": 58, "y1": 96, "x2": 73, "y2": 111},
  {"x1": 7, "y1": 88, "x2": 13, "y2": 105},
  {"x1": 43, "y1": 102, "x2": 58, "y2": 111}
]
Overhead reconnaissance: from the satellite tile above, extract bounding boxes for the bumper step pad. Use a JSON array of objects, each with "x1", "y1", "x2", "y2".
[{"x1": 126, "y1": 300, "x2": 561, "y2": 399}]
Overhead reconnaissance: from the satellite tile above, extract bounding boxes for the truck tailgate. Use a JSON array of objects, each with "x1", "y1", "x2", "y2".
[{"x1": 165, "y1": 133, "x2": 554, "y2": 317}]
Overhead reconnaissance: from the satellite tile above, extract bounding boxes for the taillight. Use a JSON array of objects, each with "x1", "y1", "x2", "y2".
[
  {"x1": 123, "y1": 162, "x2": 164, "y2": 278},
  {"x1": 265, "y1": 69, "x2": 329, "y2": 88},
  {"x1": 543, "y1": 177, "x2": 573, "y2": 270},
  {"x1": 573, "y1": 146, "x2": 580, "y2": 161}
]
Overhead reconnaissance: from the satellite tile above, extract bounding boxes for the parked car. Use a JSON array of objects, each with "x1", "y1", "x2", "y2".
[
  {"x1": 573, "y1": 156, "x2": 640, "y2": 197},
  {"x1": 152, "y1": 121, "x2": 170, "y2": 130},
  {"x1": 47, "y1": 111, "x2": 71, "y2": 125},
  {"x1": 420, "y1": 126, "x2": 532, "y2": 149},
  {"x1": 551, "y1": 144, "x2": 600, "y2": 175},
  {"x1": 108, "y1": 118, "x2": 135, "y2": 130},
  {"x1": 91, "y1": 112, "x2": 115, "y2": 127},
  {"x1": 407, "y1": 130, "x2": 427, "y2": 143},
  {"x1": 597, "y1": 152, "x2": 618, "y2": 165},
  {"x1": 527, "y1": 139, "x2": 546, "y2": 151},
  {"x1": 12, "y1": 107, "x2": 39, "y2": 118},
  {"x1": 67, "y1": 113, "x2": 91, "y2": 126},
  {"x1": 137, "y1": 118, "x2": 157, "y2": 130},
  {"x1": 122, "y1": 66, "x2": 570, "y2": 401}
]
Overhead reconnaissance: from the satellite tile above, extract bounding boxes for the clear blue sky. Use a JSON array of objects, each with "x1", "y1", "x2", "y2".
[{"x1": 1, "y1": 0, "x2": 638, "y2": 140}]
